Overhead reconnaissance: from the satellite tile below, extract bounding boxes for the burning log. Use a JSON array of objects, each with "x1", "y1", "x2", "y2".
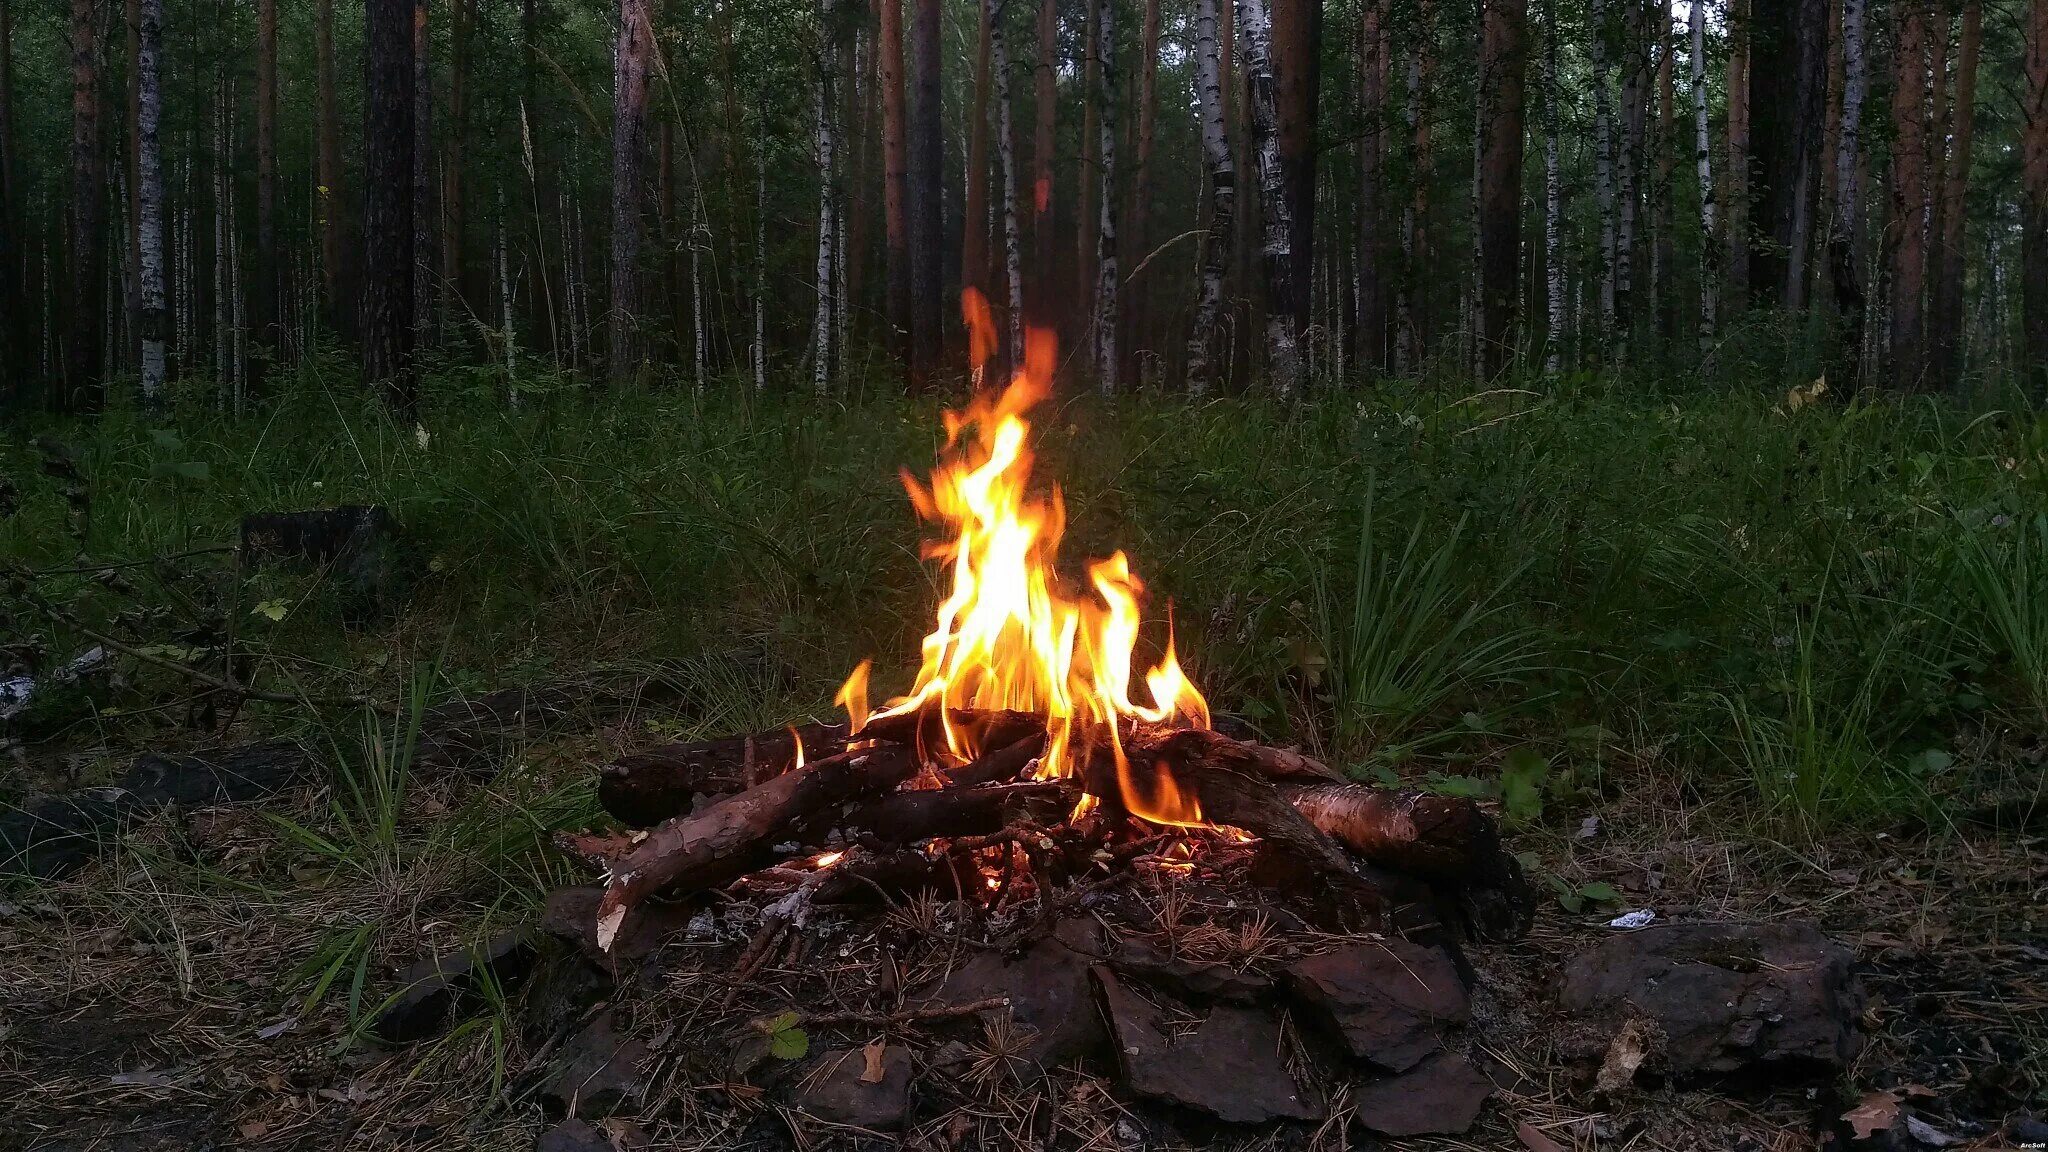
[
  {"x1": 591, "y1": 743, "x2": 919, "y2": 951},
  {"x1": 598, "y1": 721, "x2": 849, "y2": 826},
  {"x1": 853, "y1": 706, "x2": 1045, "y2": 755},
  {"x1": 831, "y1": 779, "x2": 1075, "y2": 844}
]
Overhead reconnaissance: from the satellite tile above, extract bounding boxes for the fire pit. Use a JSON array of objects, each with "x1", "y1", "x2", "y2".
[{"x1": 545, "y1": 320, "x2": 1535, "y2": 1138}]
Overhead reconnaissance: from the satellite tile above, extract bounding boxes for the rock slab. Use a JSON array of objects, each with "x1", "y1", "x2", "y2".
[
  {"x1": 541, "y1": 1011, "x2": 650, "y2": 1118},
  {"x1": 793, "y1": 1045, "x2": 914, "y2": 1130},
  {"x1": 371, "y1": 930, "x2": 538, "y2": 1044},
  {"x1": 1284, "y1": 941, "x2": 1469, "y2": 1071},
  {"x1": 923, "y1": 934, "x2": 1104, "y2": 1073},
  {"x1": 1351, "y1": 1052, "x2": 1495, "y2": 1136},
  {"x1": 1093, "y1": 967, "x2": 1321, "y2": 1124}
]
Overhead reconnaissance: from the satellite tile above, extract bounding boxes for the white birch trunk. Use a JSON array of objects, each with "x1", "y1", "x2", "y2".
[
  {"x1": 1236, "y1": 0, "x2": 1300, "y2": 398},
  {"x1": 694, "y1": 189, "x2": 708, "y2": 389},
  {"x1": 213, "y1": 84, "x2": 229, "y2": 402},
  {"x1": 987, "y1": 0, "x2": 1025, "y2": 372},
  {"x1": 1691, "y1": 0, "x2": 1717, "y2": 345},
  {"x1": 1092, "y1": 0, "x2": 1119, "y2": 394},
  {"x1": 1186, "y1": 0, "x2": 1233, "y2": 395},
  {"x1": 1592, "y1": 0, "x2": 1616, "y2": 337},
  {"x1": 138, "y1": 0, "x2": 166, "y2": 409},
  {"x1": 754, "y1": 143, "x2": 767, "y2": 392},
  {"x1": 1616, "y1": 3, "x2": 1640, "y2": 359},
  {"x1": 812, "y1": 0, "x2": 837, "y2": 398},
  {"x1": 1542, "y1": 0, "x2": 1563, "y2": 375},
  {"x1": 498, "y1": 186, "x2": 518, "y2": 407}
]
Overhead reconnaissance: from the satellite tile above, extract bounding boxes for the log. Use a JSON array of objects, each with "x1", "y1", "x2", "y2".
[
  {"x1": 830, "y1": 780, "x2": 1075, "y2": 844},
  {"x1": 1130, "y1": 727, "x2": 1345, "y2": 784},
  {"x1": 591, "y1": 743, "x2": 919, "y2": 951},
  {"x1": 946, "y1": 733, "x2": 1046, "y2": 787},
  {"x1": 598, "y1": 721, "x2": 850, "y2": 826},
  {"x1": 854, "y1": 706, "x2": 1045, "y2": 754}
]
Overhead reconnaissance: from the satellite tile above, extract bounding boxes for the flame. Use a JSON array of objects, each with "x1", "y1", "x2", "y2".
[
  {"x1": 789, "y1": 726, "x2": 807, "y2": 770},
  {"x1": 838, "y1": 291, "x2": 1212, "y2": 827}
]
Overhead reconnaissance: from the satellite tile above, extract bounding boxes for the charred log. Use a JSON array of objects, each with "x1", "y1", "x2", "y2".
[
  {"x1": 854, "y1": 706, "x2": 1044, "y2": 753},
  {"x1": 831, "y1": 779, "x2": 1075, "y2": 844},
  {"x1": 599, "y1": 721, "x2": 850, "y2": 826}
]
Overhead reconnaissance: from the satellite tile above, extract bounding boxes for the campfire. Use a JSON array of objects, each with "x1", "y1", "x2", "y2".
[{"x1": 550, "y1": 305, "x2": 1537, "y2": 1133}]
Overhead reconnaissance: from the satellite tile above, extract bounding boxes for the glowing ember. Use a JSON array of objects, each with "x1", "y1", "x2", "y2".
[
  {"x1": 811, "y1": 850, "x2": 844, "y2": 868},
  {"x1": 838, "y1": 290, "x2": 1213, "y2": 827}
]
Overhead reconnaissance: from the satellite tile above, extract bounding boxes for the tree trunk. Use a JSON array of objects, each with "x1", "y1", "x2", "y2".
[
  {"x1": 444, "y1": 0, "x2": 468, "y2": 335},
  {"x1": 0, "y1": 0, "x2": 20, "y2": 401},
  {"x1": 124, "y1": 0, "x2": 138, "y2": 373},
  {"x1": 1476, "y1": 0, "x2": 1524, "y2": 382},
  {"x1": 1828, "y1": 0, "x2": 1866, "y2": 382},
  {"x1": 1077, "y1": 0, "x2": 1099, "y2": 323},
  {"x1": 987, "y1": 0, "x2": 1023, "y2": 369},
  {"x1": 1889, "y1": 0, "x2": 1930, "y2": 391},
  {"x1": 1031, "y1": 0, "x2": 1055, "y2": 329},
  {"x1": 1237, "y1": 0, "x2": 1300, "y2": 398},
  {"x1": 1092, "y1": 0, "x2": 1118, "y2": 394},
  {"x1": 65, "y1": 0, "x2": 105, "y2": 411},
  {"x1": 1929, "y1": 0, "x2": 1978, "y2": 392},
  {"x1": 1591, "y1": 0, "x2": 1615, "y2": 345},
  {"x1": 908, "y1": 0, "x2": 942, "y2": 387},
  {"x1": 137, "y1": 0, "x2": 164, "y2": 408},
  {"x1": 1398, "y1": 0, "x2": 1432, "y2": 373},
  {"x1": 608, "y1": 0, "x2": 652, "y2": 386},
  {"x1": 362, "y1": 0, "x2": 417, "y2": 411},
  {"x1": 1690, "y1": 0, "x2": 1715, "y2": 348},
  {"x1": 1128, "y1": 0, "x2": 1159, "y2": 358},
  {"x1": 2027, "y1": 0, "x2": 2048, "y2": 400},
  {"x1": 1271, "y1": 0, "x2": 1319, "y2": 346},
  {"x1": 963, "y1": 0, "x2": 990, "y2": 299},
  {"x1": 1655, "y1": 8, "x2": 1675, "y2": 346},
  {"x1": 1187, "y1": 0, "x2": 1234, "y2": 395},
  {"x1": 880, "y1": 0, "x2": 911, "y2": 374},
  {"x1": 1749, "y1": 0, "x2": 1829, "y2": 308},
  {"x1": 814, "y1": 0, "x2": 839, "y2": 396},
  {"x1": 1542, "y1": 0, "x2": 1562, "y2": 372},
  {"x1": 1355, "y1": 0, "x2": 1384, "y2": 377},
  {"x1": 317, "y1": 0, "x2": 346, "y2": 330},
  {"x1": 1724, "y1": 0, "x2": 1749, "y2": 310},
  {"x1": 1615, "y1": 0, "x2": 1641, "y2": 355},
  {"x1": 255, "y1": 0, "x2": 277, "y2": 374},
  {"x1": 411, "y1": 0, "x2": 433, "y2": 352}
]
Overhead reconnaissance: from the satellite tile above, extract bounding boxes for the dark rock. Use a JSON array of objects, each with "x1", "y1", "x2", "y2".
[
  {"x1": 1351, "y1": 1052, "x2": 1494, "y2": 1136},
  {"x1": 541, "y1": 886, "x2": 696, "y2": 965},
  {"x1": 541, "y1": 1011, "x2": 650, "y2": 1118},
  {"x1": 1284, "y1": 941, "x2": 1469, "y2": 1071},
  {"x1": 371, "y1": 930, "x2": 538, "y2": 1044},
  {"x1": 522, "y1": 954, "x2": 615, "y2": 1045},
  {"x1": 535, "y1": 1119, "x2": 606, "y2": 1152},
  {"x1": 1560, "y1": 921, "x2": 1863, "y2": 1078},
  {"x1": 241, "y1": 505, "x2": 401, "y2": 614},
  {"x1": 1093, "y1": 968, "x2": 1322, "y2": 1124},
  {"x1": 1111, "y1": 937, "x2": 1270, "y2": 1004},
  {"x1": 922, "y1": 935, "x2": 1104, "y2": 1073},
  {"x1": 792, "y1": 1045, "x2": 914, "y2": 1130}
]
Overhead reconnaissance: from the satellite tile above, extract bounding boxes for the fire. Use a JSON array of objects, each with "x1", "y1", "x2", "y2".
[{"x1": 837, "y1": 289, "x2": 1212, "y2": 827}]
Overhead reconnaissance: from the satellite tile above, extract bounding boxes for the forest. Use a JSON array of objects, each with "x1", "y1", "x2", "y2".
[{"x1": 2, "y1": 0, "x2": 2047, "y2": 1150}]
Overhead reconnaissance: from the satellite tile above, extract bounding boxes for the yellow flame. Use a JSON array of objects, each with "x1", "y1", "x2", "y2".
[{"x1": 838, "y1": 290, "x2": 1211, "y2": 826}]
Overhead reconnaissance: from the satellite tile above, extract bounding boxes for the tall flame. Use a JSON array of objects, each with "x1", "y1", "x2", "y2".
[{"x1": 838, "y1": 290, "x2": 1211, "y2": 826}]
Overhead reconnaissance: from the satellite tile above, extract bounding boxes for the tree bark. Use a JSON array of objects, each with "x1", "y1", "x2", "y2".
[
  {"x1": 1591, "y1": 0, "x2": 1615, "y2": 344},
  {"x1": 1091, "y1": 0, "x2": 1118, "y2": 393},
  {"x1": 813, "y1": 0, "x2": 839, "y2": 396},
  {"x1": 317, "y1": 0, "x2": 347, "y2": 330},
  {"x1": 1542, "y1": 0, "x2": 1562, "y2": 372},
  {"x1": 1355, "y1": 0, "x2": 1385, "y2": 378},
  {"x1": 1889, "y1": 0, "x2": 1930, "y2": 391},
  {"x1": 1689, "y1": 0, "x2": 1714, "y2": 349},
  {"x1": 66, "y1": 0, "x2": 105, "y2": 411},
  {"x1": 880, "y1": 0, "x2": 912, "y2": 373},
  {"x1": 362, "y1": 0, "x2": 417, "y2": 411},
  {"x1": 963, "y1": 0, "x2": 991, "y2": 300},
  {"x1": 1077, "y1": 0, "x2": 1099, "y2": 323},
  {"x1": 444, "y1": 0, "x2": 469, "y2": 334},
  {"x1": 255, "y1": 0, "x2": 277, "y2": 373},
  {"x1": 1271, "y1": 0, "x2": 1319, "y2": 347},
  {"x1": 1476, "y1": 0, "x2": 1524, "y2": 382},
  {"x1": 1827, "y1": 0, "x2": 1867, "y2": 383},
  {"x1": 137, "y1": 0, "x2": 164, "y2": 409},
  {"x1": 1, "y1": 0, "x2": 20, "y2": 401},
  {"x1": 1929, "y1": 0, "x2": 1978, "y2": 392},
  {"x1": 1724, "y1": 0, "x2": 1749, "y2": 310},
  {"x1": 1187, "y1": 0, "x2": 1234, "y2": 395},
  {"x1": 1397, "y1": 0, "x2": 1432, "y2": 373},
  {"x1": 411, "y1": 0, "x2": 434, "y2": 353},
  {"x1": 607, "y1": 0, "x2": 652, "y2": 386},
  {"x1": 908, "y1": 0, "x2": 943, "y2": 388},
  {"x1": 2027, "y1": 0, "x2": 2048, "y2": 400},
  {"x1": 1128, "y1": 0, "x2": 1159, "y2": 361},
  {"x1": 1236, "y1": 0, "x2": 1300, "y2": 398},
  {"x1": 987, "y1": 0, "x2": 1024, "y2": 368}
]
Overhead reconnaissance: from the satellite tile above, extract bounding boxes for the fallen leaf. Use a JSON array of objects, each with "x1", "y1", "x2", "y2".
[
  {"x1": 1842, "y1": 1089, "x2": 1901, "y2": 1139},
  {"x1": 1595, "y1": 1018, "x2": 1653, "y2": 1096},
  {"x1": 256, "y1": 1016, "x2": 297, "y2": 1040},
  {"x1": 860, "y1": 1038, "x2": 887, "y2": 1084},
  {"x1": 239, "y1": 1120, "x2": 270, "y2": 1140},
  {"x1": 1516, "y1": 1119, "x2": 1568, "y2": 1152}
]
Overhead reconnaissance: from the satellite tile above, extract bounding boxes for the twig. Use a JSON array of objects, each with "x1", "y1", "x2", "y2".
[
  {"x1": 799, "y1": 996, "x2": 1011, "y2": 1030},
  {"x1": 29, "y1": 545, "x2": 238, "y2": 578}
]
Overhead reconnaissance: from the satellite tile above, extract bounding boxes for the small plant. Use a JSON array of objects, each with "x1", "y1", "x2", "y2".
[
  {"x1": 266, "y1": 673, "x2": 435, "y2": 882},
  {"x1": 1952, "y1": 512, "x2": 2048, "y2": 722},
  {"x1": 755, "y1": 1011, "x2": 810, "y2": 1060}
]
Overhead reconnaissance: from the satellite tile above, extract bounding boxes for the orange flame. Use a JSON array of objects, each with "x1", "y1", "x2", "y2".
[{"x1": 838, "y1": 295, "x2": 1211, "y2": 826}]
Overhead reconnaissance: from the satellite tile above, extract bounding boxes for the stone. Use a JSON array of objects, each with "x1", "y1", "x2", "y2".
[
  {"x1": 371, "y1": 929, "x2": 537, "y2": 1044},
  {"x1": 541, "y1": 1011, "x2": 650, "y2": 1118},
  {"x1": 1560, "y1": 921, "x2": 1863, "y2": 1078},
  {"x1": 922, "y1": 935, "x2": 1104, "y2": 1073},
  {"x1": 1283, "y1": 941, "x2": 1468, "y2": 1071},
  {"x1": 1111, "y1": 936, "x2": 1270, "y2": 1004},
  {"x1": 541, "y1": 886, "x2": 695, "y2": 965},
  {"x1": 1351, "y1": 1052, "x2": 1494, "y2": 1136},
  {"x1": 792, "y1": 1044, "x2": 914, "y2": 1130},
  {"x1": 534, "y1": 1119, "x2": 607, "y2": 1152},
  {"x1": 1094, "y1": 968, "x2": 1321, "y2": 1124}
]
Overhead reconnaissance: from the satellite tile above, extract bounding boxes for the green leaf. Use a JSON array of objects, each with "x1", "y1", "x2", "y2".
[
  {"x1": 1498, "y1": 747, "x2": 1550, "y2": 822},
  {"x1": 252, "y1": 599, "x2": 291, "y2": 622},
  {"x1": 1426, "y1": 772, "x2": 1490, "y2": 799},
  {"x1": 769, "y1": 1028, "x2": 809, "y2": 1060},
  {"x1": 763, "y1": 1011, "x2": 800, "y2": 1033},
  {"x1": 1577, "y1": 881, "x2": 1621, "y2": 905},
  {"x1": 1906, "y1": 749, "x2": 1953, "y2": 775},
  {"x1": 1557, "y1": 891, "x2": 1584, "y2": 913}
]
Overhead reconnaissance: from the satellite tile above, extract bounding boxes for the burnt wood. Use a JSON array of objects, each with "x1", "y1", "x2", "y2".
[{"x1": 598, "y1": 721, "x2": 850, "y2": 826}]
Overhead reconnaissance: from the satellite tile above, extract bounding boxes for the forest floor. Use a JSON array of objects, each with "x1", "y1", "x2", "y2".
[{"x1": 2, "y1": 370, "x2": 2045, "y2": 1149}]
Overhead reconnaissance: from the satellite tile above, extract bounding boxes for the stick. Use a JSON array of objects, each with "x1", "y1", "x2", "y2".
[
  {"x1": 599, "y1": 721, "x2": 850, "y2": 826},
  {"x1": 800, "y1": 995, "x2": 1011, "y2": 1029}
]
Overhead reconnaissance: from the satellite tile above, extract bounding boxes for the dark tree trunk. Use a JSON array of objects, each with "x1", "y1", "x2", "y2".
[
  {"x1": 608, "y1": 0, "x2": 653, "y2": 386},
  {"x1": 1476, "y1": 0, "x2": 1525, "y2": 381},
  {"x1": 316, "y1": 0, "x2": 348, "y2": 331},
  {"x1": 412, "y1": 0, "x2": 434, "y2": 352},
  {"x1": 881, "y1": 0, "x2": 912, "y2": 374},
  {"x1": 0, "y1": 0, "x2": 19, "y2": 402},
  {"x1": 963, "y1": 0, "x2": 990, "y2": 300},
  {"x1": 1030, "y1": 0, "x2": 1055, "y2": 328},
  {"x1": 444, "y1": 0, "x2": 468, "y2": 333},
  {"x1": 1747, "y1": 0, "x2": 1829, "y2": 308},
  {"x1": 255, "y1": 0, "x2": 277, "y2": 375},
  {"x1": 1271, "y1": 0, "x2": 1319, "y2": 344},
  {"x1": 1354, "y1": 0, "x2": 1385, "y2": 376},
  {"x1": 66, "y1": 0, "x2": 105, "y2": 411},
  {"x1": 362, "y1": 0, "x2": 417, "y2": 411},
  {"x1": 1077, "y1": 0, "x2": 1098, "y2": 323},
  {"x1": 1929, "y1": 0, "x2": 1978, "y2": 392},
  {"x1": 1890, "y1": 0, "x2": 1930, "y2": 391},
  {"x1": 908, "y1": 0, "x2": 943, "y2": 387},
  {"x1": 2027, "y1": 0, "x2": 2048, "y2": 400}
]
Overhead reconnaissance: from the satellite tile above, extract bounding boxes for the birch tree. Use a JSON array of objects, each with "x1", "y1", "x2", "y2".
[
  {"x1": 1690, "y1": 0, "x2": 1716, "y2": 346},
  {"x1": 1187, "y1": 0, "x2": 1234, "y2": 394},
  {"x1": 814, "y1": 0, "x2": 839, "y2": 395},
  {"x1": 986, "y1": 0, "x2": 1024, "y2": 371},
  {"x1": 1091, "y1": 0, "x2": 1119, "y2": 394},
  {"x1": 1828, "y1": 0, "x2": 1866, "y2": 374},
  {"x1": 1542, "y1": 0, "x2": 1562, "y2": 373},
  {"x1": 1236, "y1": 0, "x2": 1301, "y2": 398},
  {"x1": 137, "y1": 0, "x2": 165, "y2": 408}
]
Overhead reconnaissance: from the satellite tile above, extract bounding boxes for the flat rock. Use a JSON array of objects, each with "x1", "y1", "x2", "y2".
[
  {"x1": 1560, "y1": 920, "x2": 1863, "y2": 1078},
  {"x1": 1111, "y1": 936, "x2": 1270, "y2": 1004},
  {"x1": 1284, "y1": 941, "x2": 1468, "y2": 1071},
  {"x1": 922, "y1": 935, "x2": 1104, "y2": 1073},
  {"x1": 792, "y1": 1045, "x2": 914, "y2": 1130},
  {"x1": 1093, "y1": 967, "x2": 1321, "y2": 1124},
  {"x1": 371, "y1": 930, "x2": 537, "y2": 1044},
  {"x1": 541, "y1": 1011, "x2": 649, "y2": 1118},
  {"x1": 541, "y1": 886, "x2": 695, "y2": 965},
  {"x1": 1351, "y1": 1052, "x2": 1494, "y2": 1136},
  {"x1": 534, "y1": 1119, "x2": 607, "y2": 1152}
]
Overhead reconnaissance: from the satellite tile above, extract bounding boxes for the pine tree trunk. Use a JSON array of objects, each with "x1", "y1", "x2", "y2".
[
  {"x1": 1724, "y1": 0, "x2": 1750, "y2": 310},
  {"x1": 1398, "y1": 0, "x2": 1432, "y2": 372},
  {"x1": 986, "y1": 0, "x2": 1023, "y2": 370},
  {"x1": 363, "y1": 0, "x2": 417, "y2": 410},
  {"x1": 1354, "y1": 0, "x2": 1384, "y2": 377},
  {"x1": 124, "y1": 0, "x2": 139, "y2": 372},
  {"x1": 1655, "y1": 11, "x2": 1675, "y2": 347},
  {"x1": 317, "y1": 0, "x2": 346, "y2": 329},
  {"x1": 814, "y1": 0, "x2": 839, "y2": 396},
  {"x1": 1128, "y1": 0, "x2": 1158, "y2": 357},
  {"x1": 2026, "y1": 0, "x2": 2048, "y2": 400},
  {"x1": 1828, "y1": 0, "x2": 1866, "y2": 381},
  {"x1": 255, "y1": 0, "x2": 277, "y2": 373},
  {"x1": 412, "y1": 0, "x2": 434, "y2": 352},
  {"x1": 444, "y1": 0, "x2": 468, "y2": 332},
  {"x1": 1077, "y1": 0, "x2": 1099, "y2": 321},
  {"x1": 880, "y1": 0, "x2": 911, "y2": 372},
  {"x1": 137, "y1": 0, "x2": 165, "y2": 408},
  {"x1": 908, "y1": 0, "x2": 942, "y2": 387},
  {"x1": 1272, "y1": 0, "x2": 1319, "y2": 347},
  {"x1": 1889, "y1": 0, "x2": 1930, "y2": 391},
  {"x1": 1690, "y1": 0, "x2": 1715, "y2": 348},
  {"x1": 1091, "y1": 0, "x2": 1118, "y2": 393},
  {"x1": 1591, "y1": 0, "x2": 1615, "y2": 344},
  {"x1": 1031, "y1": 0, "x2": 1055, "y2": 328},
  {"x1": 0, "y1": 0, "x2": 18, "y2": 401},
  {"x1": 608, "y1": 0, "x2": 652, "y2": 386},
  {"x1": 1476, "y1": 0, "x2": 1524, "y2": 382},
  {"x1": 1615, "y1": 0, "x2": 1641, "y2": 356},
  {"x1": 1542, "y1": 0, "x2": 1562, "y2": 372},
  {"x1": 1236, "y1": 0, "x2": 1300, "y2": 398},
  {"x1": 963, "y1": 0, "x2": 990, "y2": 298},
  {"x1": 1929, "y1": 0, "x2": 1978, "y2": 391},
  {"x1": 66, "y1": 0, "x2": 105, "y2": 410}
]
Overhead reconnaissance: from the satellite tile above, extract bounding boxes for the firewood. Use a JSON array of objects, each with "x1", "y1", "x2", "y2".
[
  {"x1": 853, "y1": 706, "x2": 1045, "y2": 754},
  {"x1": 1130, "y1": 727, "x2": 1345, "y2": 784},
  {"x1": 946, "y1": 733, "x2": 1046, "y2": 787},
  {"x1": 598, "y1": 721, "x2": 850, "y2": 826},
  {"x1": 829, "y1": 780, "x2": 1076, "y2": 844},
  {"x1": 591, "y1": 744, "x2": 919, "y2": 951}
]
